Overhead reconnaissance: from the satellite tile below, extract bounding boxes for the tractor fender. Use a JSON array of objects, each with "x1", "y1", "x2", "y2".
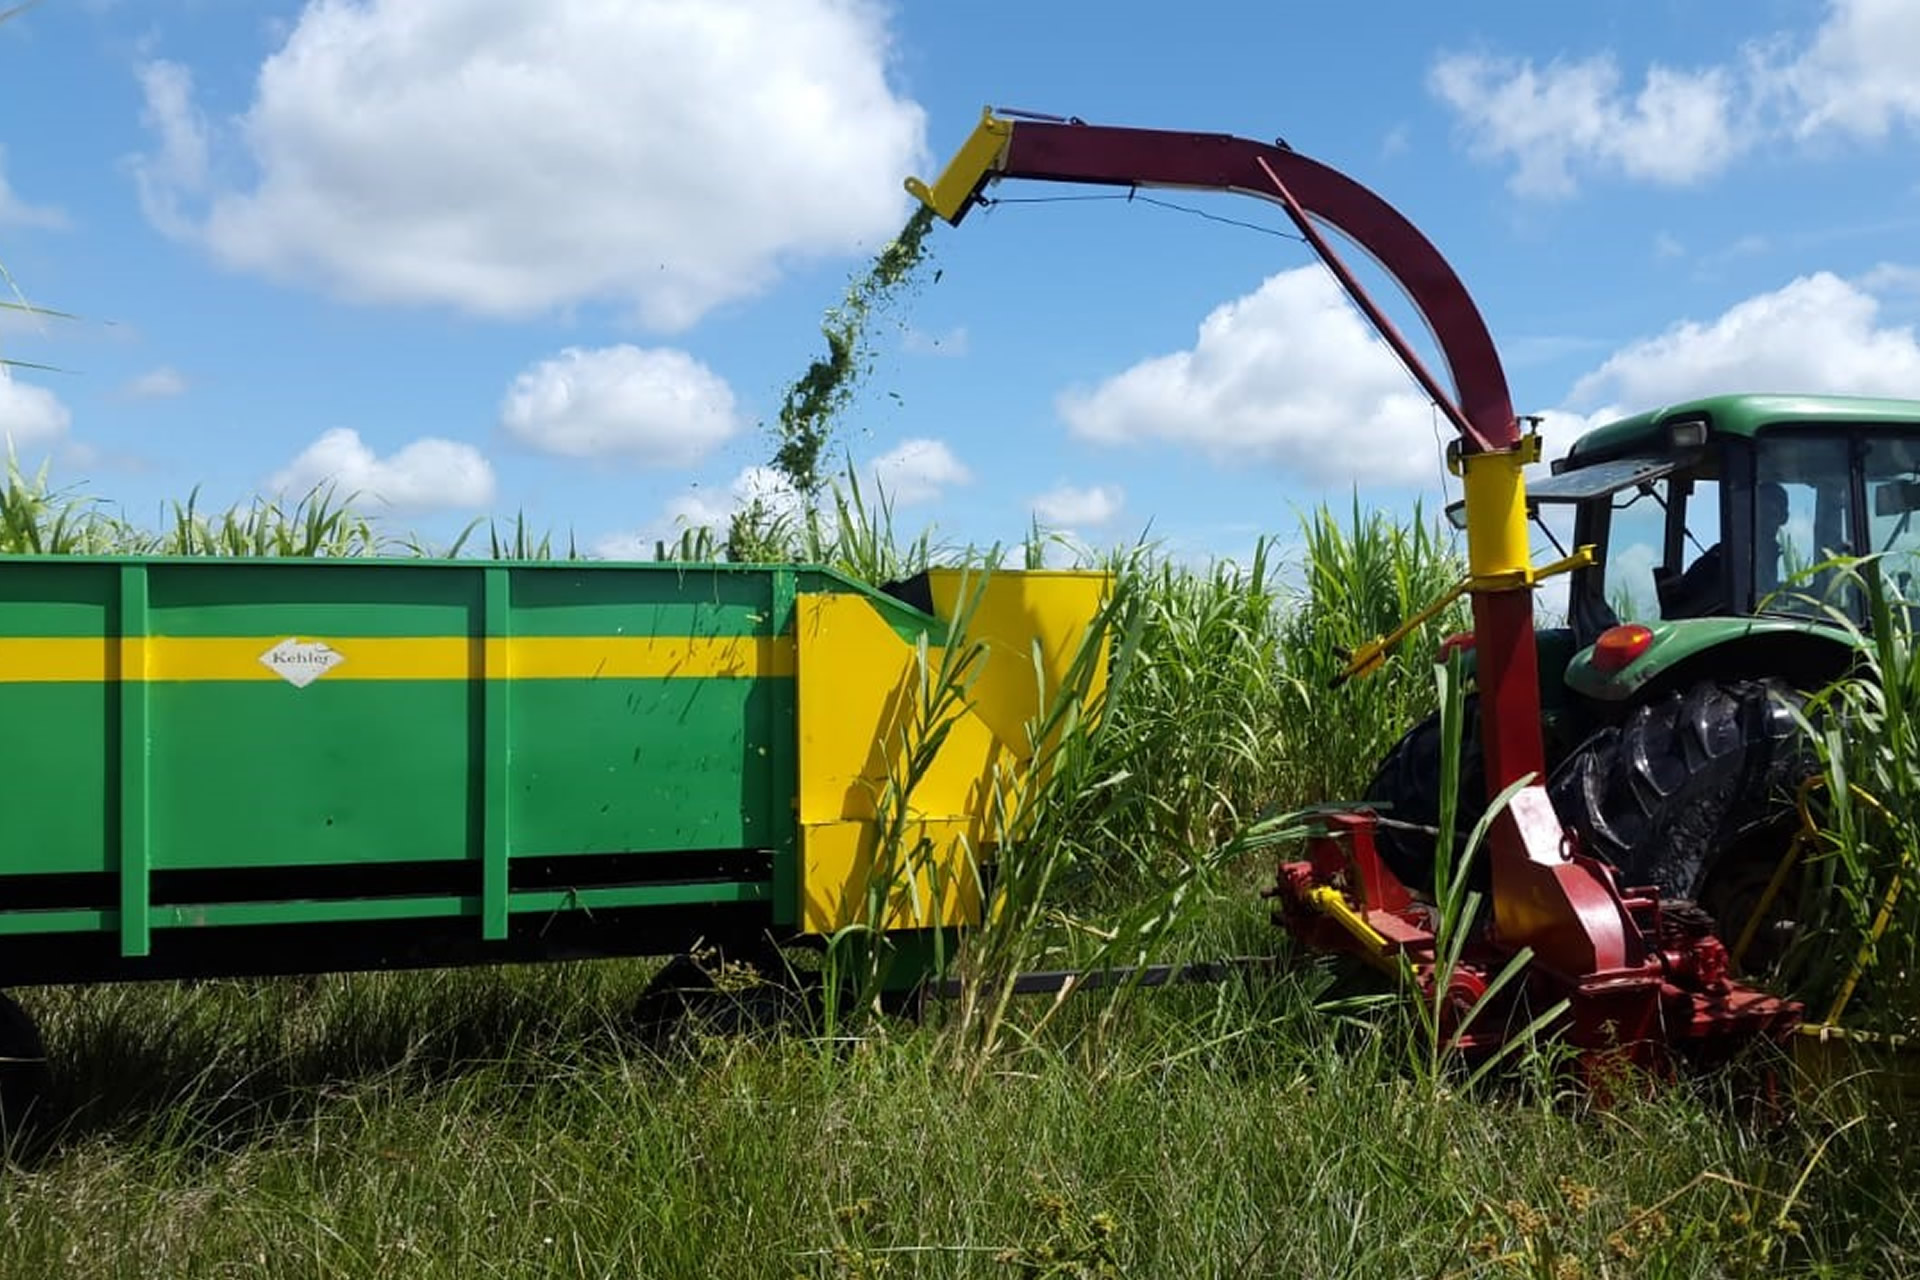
[{"x1": 1562, "y1": 616, "x2": 1858, "y2": 703}]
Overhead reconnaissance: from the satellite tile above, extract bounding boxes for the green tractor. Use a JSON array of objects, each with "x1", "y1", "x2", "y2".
[{"x1": 1367, "y1": 392, "x2": 1920, "y2": 948}]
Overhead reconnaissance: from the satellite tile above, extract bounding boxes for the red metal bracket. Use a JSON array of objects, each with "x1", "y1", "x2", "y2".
[
  {"x1": 1271, "y1": 810, "x2": 1802, "y2": 1080},
  {"x1": 912, "y1": 111, "x2": 1795, "y2": 1069}
]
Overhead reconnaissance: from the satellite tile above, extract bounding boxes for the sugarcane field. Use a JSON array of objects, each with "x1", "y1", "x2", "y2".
[{"x1": 2, "y1": 2, "x2": 1920, "y2": 1276}]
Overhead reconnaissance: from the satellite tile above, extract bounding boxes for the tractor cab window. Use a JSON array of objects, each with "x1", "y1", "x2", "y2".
[
  {"x1": 1599, "y1": 484, "x2": 1664, "y2": 622},
  {"x1": 1864, "y1": 435, "x2": 1920, "y2": 605},
  {"x1": 1753, "y1": 435, "x2": 1854, "y2": 617},
  {"x1": 1595, "y1": 464, "x2": 1723, "y2": 624},
  {"x1": 1663, "y1": 481, "x2": 1721, "y2": 617}
]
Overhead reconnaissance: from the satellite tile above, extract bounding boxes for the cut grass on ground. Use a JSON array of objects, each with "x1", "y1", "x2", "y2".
[{"x1": 4, "y1": 937, "x2": 1913, "y2": 1279}]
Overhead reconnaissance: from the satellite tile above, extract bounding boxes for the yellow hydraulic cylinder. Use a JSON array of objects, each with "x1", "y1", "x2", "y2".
[{"x1": 1457, "y1": 437, "x2": 1540, "y2": 590}]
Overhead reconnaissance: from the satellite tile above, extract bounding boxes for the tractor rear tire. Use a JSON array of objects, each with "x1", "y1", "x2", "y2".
[
  {"x1": 1362, "y1": 695, "x2": 1490, "y2": 896},
  {"x1": 1544, "y1": 678, "x2": 1813, "y2": 908}
]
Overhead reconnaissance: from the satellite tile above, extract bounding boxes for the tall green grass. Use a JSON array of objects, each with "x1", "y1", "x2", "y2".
[
  {"x1": 1758, "y1": 557, "x2": 1920, "y2": 1039},
  {"x1": 1275, "y1": 496, "x2": 1469, "y2": 805},
  {"x1": 0, "y1": 460, "x2": 1910, "y2": 1273},
  {"x1": 7, "y1": 954, "x2": 1907, "y2": 1278},
  {"x1": 1031, "y1": 498, "x2": 1466, "y2": 901}
]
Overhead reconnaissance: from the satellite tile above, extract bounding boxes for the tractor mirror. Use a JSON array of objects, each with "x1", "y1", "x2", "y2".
[
  {"x1": 1874, "y1": 479, "x2": 1920, "y2": 517},
  {"x1": 1444, "y1": 494, "x2": 1545, "y2": 530}
]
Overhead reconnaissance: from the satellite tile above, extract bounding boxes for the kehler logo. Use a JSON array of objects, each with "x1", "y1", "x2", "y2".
[{"x1": 259, "y1": 638, "x2": 346, "y2": 688}]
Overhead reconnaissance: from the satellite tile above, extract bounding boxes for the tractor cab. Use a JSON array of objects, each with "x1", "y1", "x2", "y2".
[
  {"x1": 1554, "y1": 397, "x2": 1920, "y2": 643},
  {"x1": 1451, "y1": 395, "x2": 1920, "y2": 651}
]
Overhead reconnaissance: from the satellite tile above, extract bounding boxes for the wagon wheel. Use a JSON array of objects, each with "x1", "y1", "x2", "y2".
[
  {"x1": 0, "y1": 991, "x2": 50, "y2": 1145},
  {"x1": 630, "y1": 939, "x2": 820, "y2": 1046}
]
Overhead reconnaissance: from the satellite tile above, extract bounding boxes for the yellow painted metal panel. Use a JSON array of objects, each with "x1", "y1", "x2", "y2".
[
  {"x1": 0, "y1": 635, "x2": 795, "y2": 683},
  {"x1": 156, "y1": 636, "x2": 472, "y2": 681},
  {"x1": 923, "y1": 568, "x2": 1111, "y2": 759},
  {"x1": 1461, "y1": 446, "x2": 1535, "y2": 587},
  {"x1": 0, "y1": 637, "x2": 113, "y2": 682},
  {"x1": 793, "y1": 593, "x2": 1008, "y2": 828},
  {"x1": 794, "y1": 592, "x2": 1016, "y2": 934},
  {"x1": 800, "y1": 818, "x2": 982, "y2": 934},
  {"x1": 500, "y1": 636, "x2": 795, "y2": 680},
  {"x1": 791, "y1": 572, "x2": 1111, "y2": 935},
  {"x1": 903, "y1": 107, "x2": 1013, "y2": 223}
]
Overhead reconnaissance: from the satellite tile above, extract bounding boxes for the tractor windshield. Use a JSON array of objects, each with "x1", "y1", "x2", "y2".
[
  {"x1": 1751, "y1": 429, "x2": 1920, "y2": 620},
  {"x1": 1753, "y1": 434, "x2": 1852, "y2": 617},
  {"x1": 1863, "y1": 436, "x2": 1920, "y2": 601}
]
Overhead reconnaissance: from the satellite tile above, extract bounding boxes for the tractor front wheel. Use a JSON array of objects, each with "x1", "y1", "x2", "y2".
[{"x1": 1362, "y1": 694, "x2": 1490, "y2": 897}]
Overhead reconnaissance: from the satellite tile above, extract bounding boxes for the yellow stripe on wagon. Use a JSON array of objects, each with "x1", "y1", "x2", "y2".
[{"x1": 0, "y1": 635, "x2": 797, "y2": 683}]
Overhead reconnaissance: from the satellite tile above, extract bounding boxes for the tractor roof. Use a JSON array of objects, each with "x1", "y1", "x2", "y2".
[{"x1": 1562, "y1": 393, "x2": 1920, "y2": 466}]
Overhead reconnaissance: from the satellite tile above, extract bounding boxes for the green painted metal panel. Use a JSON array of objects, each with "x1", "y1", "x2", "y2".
[
  {"x1": 156, "y1": 896, "x2": 477, "y2": 928},
  {"x1": 159, "y1": 883, "x2": 768, "y2": 929},
  {"x1": 508, "y1": 882, "x2": 770, "y2": 913},
  {"x1": 767, "y1": 569, "x2": 799, "y2": 928},
  {"x1": 0, "y1": 563, "x2": 116, "y2": 878},
  {"x1": 0, "y1": 561, "x2": 116, "y2": 636},
  {"x1": 119, "y1": 565, "x2": 152, "y2": 957},
  {"x1": 148, "y1": 563, "x2": 483, "y2": 637},
  {"x1": 0, "y1": 556, "x2": 903, "y2": 965},
  {"x1": 146, "y1": 682, "x2": 477, "y2": 869},
  {"x1": 0, "y1": 909, "x2": 114, "y2": 936},
  {"x1": 482, "y1": 567, "x2": 511, "y2": 940},
  {"x1": 1562, "y1": 615, "x2": 1856, "y2": 702},
  {"x1": 1566, "y1": 393, "x2": 1920, "y2": 465},
  {"x1": 0, "y1": 883, "x2": 771, "y2": 936},
  {"x1": 507, "y1": 678, "x2": 779, "y2": 855},
  {"x1": 0, "y1": 685, "x2": 112, "y2": 875}
]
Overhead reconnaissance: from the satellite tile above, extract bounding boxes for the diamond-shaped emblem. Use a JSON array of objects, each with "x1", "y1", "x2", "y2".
[{"x1": 260, "y1": 638, "x2": 346, "y2": 688}]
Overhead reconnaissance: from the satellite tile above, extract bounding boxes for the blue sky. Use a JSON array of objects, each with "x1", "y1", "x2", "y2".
[{"x1": 1, "y1": 0, "x2": 1918, "y2": 567}]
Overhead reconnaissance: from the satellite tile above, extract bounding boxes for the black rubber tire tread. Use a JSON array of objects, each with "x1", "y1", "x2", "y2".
[
  {"x1": 0, "y1": 991, "x2": 49, "y2": 1142},
  {"x1": 1363, "y1": 694, "x2": 1490, "y2": 895},
  {"x1": 631, "y1": 945, "x2": 819, "y2": 1045},
  {"x1": 1544, "y1": 678, "x2": 1812, "y2": 901}
]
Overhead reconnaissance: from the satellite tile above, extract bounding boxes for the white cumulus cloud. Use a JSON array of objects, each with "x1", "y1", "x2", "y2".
[
  {"x1": 1049, "y1": 264, "x2": 1920, "y2": 502},
  {"x1": 1861, "y1": 262, "x2": 1920, "y2": 295},
  {"x1": 130, "y1": 60, "x2": 209, "y2": 237},
  {"x1": 594, "y1": 464, "x2": 802, "y2": 559},
  {"x1": 500, "y1": 345, "x2": 740, "y2": 465},
  {"x1": 664, "y1": 465, "x2": 802, "y2": 533},
  {"x1": 596, "y1": 438, "x2": 968, "y2": 559},
  {"x1": 0, "y1": 369, "x2": 70, "y2": 449},
  {"x1": 1057, "y1": 267, "x2": 1445, "y2": 487},
  {"x1": 122, "y1": 366, "x2": 188, "y2": 400},
  {"x1": 269, "y1": 428, "x2": 495, "y2": 513},
  {"x1": 868, "y1": 438, "x2": 969, "y2": 505},
  {"x1": 1783, "y1": 0, "x2": 1920, "y2": 140},
  {"x1": 1566, "y1": 271, "x2": 1920, "y2": 410},
  {"x1": 128, "y1": 0, "x2": 927, "y2": 330},
  {"x1": 1433, "y1": 1, "x2": 1920, "y2": 196},
  {"x1": 1032, "y1": 484, "x2": 1123, "y2": 528},
  {"x1": 1428, "y1": 51, "x2": 1744, "y2": 198}
]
